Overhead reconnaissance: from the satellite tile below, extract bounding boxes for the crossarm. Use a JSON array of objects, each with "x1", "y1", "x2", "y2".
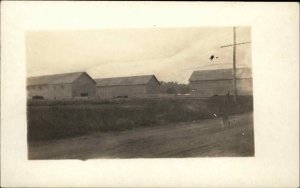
[{"x1": 220, "y1": 41, "x2": 251, "y2": 48}]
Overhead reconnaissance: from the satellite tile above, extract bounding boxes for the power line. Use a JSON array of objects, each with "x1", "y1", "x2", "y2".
[{"x1": 182, "y1": 63, "x2": 232, "y2": 70}]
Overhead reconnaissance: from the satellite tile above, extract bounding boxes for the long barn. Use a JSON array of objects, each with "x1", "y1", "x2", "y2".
[
  {"x1": 27, "y1": 72, "x2": 96, "y2": 99},
  {"x1": 95, "y1": 75, "x2": 160, "y2": 98},
  {"x1": 189, "y1": 67, "x2": 253, "y2": 97}
]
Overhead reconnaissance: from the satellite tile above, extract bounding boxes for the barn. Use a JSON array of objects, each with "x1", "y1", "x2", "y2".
[
  {"x1": 95, "y1": 75, "x2": 160, "y2": 98},
  {"x1": 27, "y1": 72, "x2": 96, "y2": 99},
  {"x1": 189, "y1": 66, "x2": 252, "y2": 97}
]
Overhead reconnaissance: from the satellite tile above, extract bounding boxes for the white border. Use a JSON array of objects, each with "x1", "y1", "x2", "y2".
[{"x1": 1, "y1": 2, "x2": 299, "y2": 187}]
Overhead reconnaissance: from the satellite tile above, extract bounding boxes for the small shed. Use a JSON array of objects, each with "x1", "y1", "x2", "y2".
[
  {"x1": 27, "y1": 72, "x2": 96, "y2": 99},
  {"x1": 95, "y1": 75, "x2": 160, "y2": 98}
]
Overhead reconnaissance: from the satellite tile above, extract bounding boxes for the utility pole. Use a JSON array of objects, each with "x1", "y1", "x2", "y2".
[
  {"x1": 233, "y1": 27, "x2": 237, "y2": 103},
  {"x1": 221, "y1": 27, "x2": 251, "y2": 103}
]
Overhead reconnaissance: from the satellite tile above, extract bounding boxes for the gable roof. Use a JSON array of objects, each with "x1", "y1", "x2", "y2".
[
  {"x1": 189, "y1": 67, "x2": 252, "y2": 82},
  {"x1": 27, "y1": 72, "x2": 88, "y2": 86},
  {"x1": 95, "y1": 75, "x2": 160, "y2": 87}
]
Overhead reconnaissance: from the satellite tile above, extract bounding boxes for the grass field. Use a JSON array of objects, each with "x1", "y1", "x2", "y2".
[
  {"x1": 28, "y1": 112, "x2": 254, "y2": 159},
  {"x1": 27, "y1": 96, "x2": 253, "y2": 142}
]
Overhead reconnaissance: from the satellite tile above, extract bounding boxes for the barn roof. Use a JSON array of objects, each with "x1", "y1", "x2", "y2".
[
  {"x1": 189, "y1": 67, "x2": 252, "y2": 82},
  {"x1": 95, "y1": 75, "x2": 159, "y2": 87},
  {"x1": 27, "y1": 72, "x2": 87, "y2": 86}
]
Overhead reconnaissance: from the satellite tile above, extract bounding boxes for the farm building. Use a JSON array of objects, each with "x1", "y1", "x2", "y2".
[
  {"x1": 189, "y1": 66, "x2": 253, "y2": 97},
  {"x1": 27, "y1": 72, "x2": 96, "y2": 99},
  {"x1": 95, "y1": 75, "x2": 160, "y2": 98}
]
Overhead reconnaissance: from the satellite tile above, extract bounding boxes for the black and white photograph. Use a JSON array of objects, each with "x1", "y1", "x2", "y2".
[
  {"x1": 26, "y1": 27, "x2": 254, "y2": 159},
  {"x1": 1, "y1": 2, "x2": 299, "y2": 187}
]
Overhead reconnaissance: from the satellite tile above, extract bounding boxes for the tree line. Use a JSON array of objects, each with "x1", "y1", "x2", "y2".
[{"x1": 159, "y1": 81, "x2": 190, "y2": 94}]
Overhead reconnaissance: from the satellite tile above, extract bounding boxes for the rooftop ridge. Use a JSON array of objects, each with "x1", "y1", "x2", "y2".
[
  {"x1": 27, "y1": 72, "x2": 87, "y2": 86},
  {"x1": 27, "y1": 71, "x2": 85, "y2": 79},
  {"x1": 94, "y1": 74, "x2": 154, "y2": 80},
  {"x1": 95, "y1": 74, "x2": 158, "y2": 87}
]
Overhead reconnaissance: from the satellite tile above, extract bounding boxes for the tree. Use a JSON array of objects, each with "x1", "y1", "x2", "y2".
[{"x1": 160, "y1": 81, "x2": 190, "y2": 94}]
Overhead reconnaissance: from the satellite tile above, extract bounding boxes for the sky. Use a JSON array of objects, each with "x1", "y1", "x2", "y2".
[{"x1": 26, "y1": 27, "x2": 251, "y2": 83}]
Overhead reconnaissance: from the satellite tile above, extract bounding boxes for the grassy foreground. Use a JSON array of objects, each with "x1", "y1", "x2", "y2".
[
  {"x1": 27, "y1": 96, "x2": 253, "y2": 141},
  {"x1": 28, "y1": 112, "x2": 254, "y2": 159}
]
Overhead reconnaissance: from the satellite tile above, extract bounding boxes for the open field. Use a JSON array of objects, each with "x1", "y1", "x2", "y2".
[
  {"x1": 28, "y1": 112, "x2": 254, "y2": 159},
  {"x1": 27, "y1": 96, "x2": 253, "y2": 141}
]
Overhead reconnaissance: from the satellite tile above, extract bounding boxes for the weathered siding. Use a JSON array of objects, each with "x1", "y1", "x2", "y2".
[
  {"x1": 236, "y1": 78, "x2": 253, "y2": 95},
  {"x1": 146, "y1": 77, "x2": 160, "y2": 94},
  {"x1": 27, "y1": 72, "x2": 96, "y2": 99},
  {"x1": 97, "y1": 85, "x2": 147, "y2": 98},
  {"x1": 71, "y1": 73, "x2": 96, "y2": 98},
  {"x1": 190, "y1": 78, "x2": 253, "y2": 97},
  {"x1": 96, "y1": 77, "x2": 160, "y2": 98},
  {"x1": 27, "y1": 84, "x2": 72, "y2": 99},
  {"x1": 190, "y1": 80, "x2": 233, "y2": 97}
]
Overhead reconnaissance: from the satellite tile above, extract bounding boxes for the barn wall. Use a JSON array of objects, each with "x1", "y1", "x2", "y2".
[
  {"x1": 190, "y1": 80, "x2": 233, "y2": 97},
  {"x1": 96, "y1": 85, "x2": 147, "y2": 98},
  {"x1": 236, "y1": 78, "x2": 253, "y2": 95},
  {"x1": 27, "y1": 84, "x2": 72, "y2": 99},
  {"x1": 190, "y1": 78, "x2": 253, "y2": 97},
  {"x1": 71, "y1": 73, "x2": 96, "y2": 98},
  {"x1": 146, "y1": 77, "x2": 160, "y2": 94}
]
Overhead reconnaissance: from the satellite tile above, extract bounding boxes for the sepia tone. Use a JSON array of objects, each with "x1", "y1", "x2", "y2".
[
  {"x1": 95, "y1": 75, "x2": 160, "y2": 98},
  {"x1": 27, "y1": 72, "x2": 96, "y2": 99},
  {"x1": 189, "y1": 66, "x2": 253, "y2": 96},
  {"x1": 26, "y1": 27, "x2": 254, "y2": 159}
]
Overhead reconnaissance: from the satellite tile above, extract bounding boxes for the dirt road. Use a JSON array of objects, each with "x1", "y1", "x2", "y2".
[{"x1": 28, "y1": 112, "x2": 254, "y2": 159}]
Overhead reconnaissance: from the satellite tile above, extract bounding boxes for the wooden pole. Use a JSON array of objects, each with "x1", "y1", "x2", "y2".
[
  {"x1": 220, "y1": 28, "x2": 251, "y2": 103},
  {"x1": 233, "y1": 27, "x2": 237, "y2": 103}
]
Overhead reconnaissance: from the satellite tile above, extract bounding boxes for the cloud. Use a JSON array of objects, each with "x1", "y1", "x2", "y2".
[{"x1": 27, "y1": 27, "x2": 251, "y2": 83}]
